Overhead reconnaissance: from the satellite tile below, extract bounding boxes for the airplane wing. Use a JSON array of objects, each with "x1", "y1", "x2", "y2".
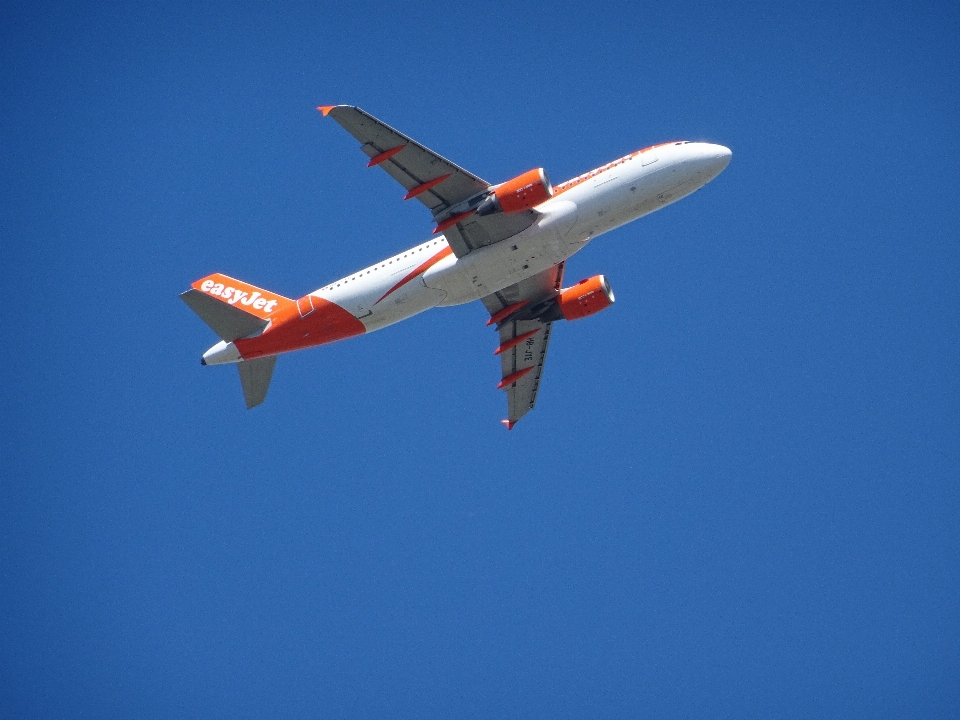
[
  {"x1": 482, "y1": 262, "x2": 565, "y2": 428},
  {"x1": 319, "y1": 105, "x2": 538, "y2": 258}
]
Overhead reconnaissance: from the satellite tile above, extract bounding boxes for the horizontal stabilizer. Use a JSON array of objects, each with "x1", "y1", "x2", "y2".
[
  {"x1": 180, "y1": 289, "x2": 270, "y2": 342},
  {"x1": 238, "y1": 355, "x2": 277, "y2": 409},
  {"x1": 181, "y1": 273, "x2": 294, "y2": 342}
]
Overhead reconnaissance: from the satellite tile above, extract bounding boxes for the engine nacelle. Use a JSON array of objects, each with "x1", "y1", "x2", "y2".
[
  {"x1": 477, "y1": 168, "x2": 553, "y2": 216},
  {"x1": 556, "y1": 275, "x2": 615, "y2": 321}
]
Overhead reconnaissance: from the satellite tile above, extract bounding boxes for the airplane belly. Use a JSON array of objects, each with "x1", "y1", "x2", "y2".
[
  {"x1": 424, "y1": 200, "x2": 580, "y2": 305},
  {"x1": 567, "y1": 159, "x2": 711, "y2": 239},
  {"x1": 362, "y1": 278, "x2": 446, "y2": 331},
  {"x1": 313, "y1": 264, "x2": 447, "y2": 334},
  {"x1": 630, "y1": 153, "x2": 722, "y2": 215}
]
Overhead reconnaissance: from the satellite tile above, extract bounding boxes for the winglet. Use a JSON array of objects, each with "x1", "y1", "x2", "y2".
[
  {"x1": 501, "y1": 419, "x2": 516, "y2": 430},
  {"x1": 316, "y1": 105, "x2": 335, "y2": 116}
]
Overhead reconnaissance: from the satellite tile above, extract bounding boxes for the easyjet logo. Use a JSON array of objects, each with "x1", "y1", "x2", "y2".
[{"x1": 199, "y1": 279, "x2": 279, "y2": 312}]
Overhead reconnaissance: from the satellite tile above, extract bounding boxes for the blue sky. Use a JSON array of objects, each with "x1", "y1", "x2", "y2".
[{"x1": 2, "y1": 2, "x2": 959, "y2": 717}]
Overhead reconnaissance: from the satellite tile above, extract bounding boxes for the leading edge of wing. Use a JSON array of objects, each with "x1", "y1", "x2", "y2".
[{"x1": 318, "y1": 105, "x2": 490, "y2": 215}]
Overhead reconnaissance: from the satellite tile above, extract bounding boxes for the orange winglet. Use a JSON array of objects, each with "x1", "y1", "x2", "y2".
[
  {"x1": 494, "y1": 328, "x2": 541, "y2": 355},
  {"x1": 404, "y1": 173, "x2": 452, "y2": 200},
  {"x1": 501, "y1": 419, "x2": 516, "y2": 430},
  {"x1": 367, "y1": 144, "x2": 406, "y2": 167},
  {"x1": 497, "y1": 366, "x2": 534, "y2": 389},
  {"x1": 486, "y1": 300, "x2": 529, "y2": 326},
  {"x1": 433, "y1": 210, "x2": 474, "y2": 234},
  {"x1": 316, "y1": 106, "x2": 335, "y2": 116}
]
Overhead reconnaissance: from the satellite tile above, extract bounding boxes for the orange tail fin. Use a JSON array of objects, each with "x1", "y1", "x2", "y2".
[{"x1": 180, "y1": 273, "x2": 294, "y2": 342}]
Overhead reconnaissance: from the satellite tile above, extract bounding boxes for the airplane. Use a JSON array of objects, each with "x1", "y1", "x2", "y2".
[{"x1": 181, "y1": 105, "x2": 731, "y2": 428}]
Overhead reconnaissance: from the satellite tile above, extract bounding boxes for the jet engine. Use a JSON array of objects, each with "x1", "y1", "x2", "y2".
[
  {"x1": 539, "y1": 275, "x2": 615, "y2": 322},
  {"x1": 477, "y1": 168, "x2": 553, "y2": 216}
]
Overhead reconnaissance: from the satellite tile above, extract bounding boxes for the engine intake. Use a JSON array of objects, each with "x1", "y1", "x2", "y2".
[
  {"x1": 477, "y1": 168, "x2": 553, "y2": 216},
  {"x1": 539, "y1": 275, "x2": 615, "y2": 322}
]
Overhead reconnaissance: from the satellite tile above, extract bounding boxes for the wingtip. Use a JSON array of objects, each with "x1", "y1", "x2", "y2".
[
  {"x1": 316, "y1": 105, "x2": 335, "y2": 116},
  {"x1": 501, "y1": 419, "x2": 516, "y2": 430}
]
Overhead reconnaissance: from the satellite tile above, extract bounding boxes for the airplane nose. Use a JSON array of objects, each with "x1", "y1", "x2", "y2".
[
  {"x1": 693, "y1": 143, "x2": 731, "y2": 180},
  {"x1": 707, "y1": 144, "x2": 732, "y2": 172}
]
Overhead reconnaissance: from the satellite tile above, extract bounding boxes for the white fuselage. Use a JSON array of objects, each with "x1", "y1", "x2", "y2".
[{"x1": 307, "y1": 141, "x2": 731, "y2": 334}]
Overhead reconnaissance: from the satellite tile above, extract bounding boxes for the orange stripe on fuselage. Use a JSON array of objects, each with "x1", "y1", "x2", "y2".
[
  {"x1": 234, "y1": 295, "x2": 365, "y2": 359},
  {"x1": 374, "y1": 245, "x2": 453, "y2": 305}
]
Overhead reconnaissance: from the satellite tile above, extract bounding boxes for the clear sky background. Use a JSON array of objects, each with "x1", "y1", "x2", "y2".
[{"x1": 2, "y1": 2, "x2": 959, "y2": 718}]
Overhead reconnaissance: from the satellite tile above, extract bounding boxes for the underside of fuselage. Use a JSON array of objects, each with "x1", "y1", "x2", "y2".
[{"x1": 309, "y1": 140, "x2": 731, "y2": 335}]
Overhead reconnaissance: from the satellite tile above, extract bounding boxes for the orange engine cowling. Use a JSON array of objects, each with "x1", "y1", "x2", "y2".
[
  {"x1": 477, "y1": 168, "x2": 553, "y2": 216},
  {"x1": 557, "y1": 275, "x2": 615, "y2": 321}
]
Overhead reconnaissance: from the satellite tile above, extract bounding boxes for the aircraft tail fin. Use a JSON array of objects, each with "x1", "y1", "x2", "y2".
[
  {"x1": 181, "y1": 273, "x2": 292, "y2": 409},
  {"x1": 180, "y1": 273, "x2": 294, "y2": 342},
  {"x1": 238, "y1": 355, "x2": 277, "y2": 409}
]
